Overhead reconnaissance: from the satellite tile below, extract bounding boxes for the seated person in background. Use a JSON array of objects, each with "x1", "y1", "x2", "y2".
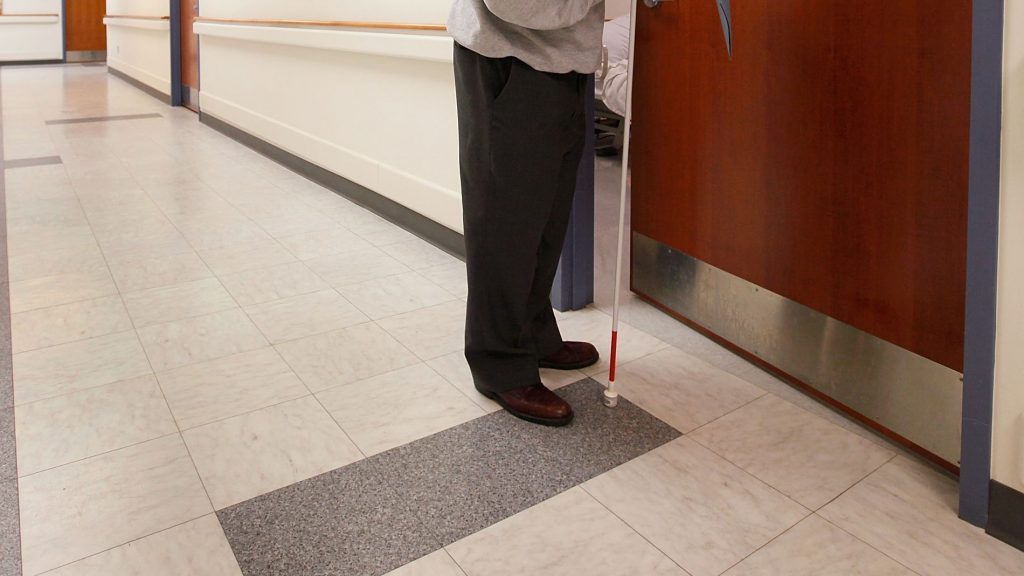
[{"x1": 599, "y1": 14, "x2": 631, "y2": 117}]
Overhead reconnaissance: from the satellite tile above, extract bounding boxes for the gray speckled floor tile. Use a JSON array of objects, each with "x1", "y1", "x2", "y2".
[
  {"x1": 0, "y1": 480, "x2": 21, "y2": 576},
  {"x1": 217, "y1": 379, "x2": 678, "y2": 575},
  {"x1": 374, "y1": 378, "x2": 681, "y2": 545},
  {"x1": 218, "y1": 458, "x2": 440, "y2": 576},
  {"x1": 0, "y1": 290, "x2": 11, "y2": 411},
  {"x1": 0, "y1": 408, "x2": 14, "y2": 480}
]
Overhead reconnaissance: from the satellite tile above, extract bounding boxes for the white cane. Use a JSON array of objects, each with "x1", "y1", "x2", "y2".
[
  {"x1": 604, "y1": 0, "x2": 733, "y2": 408},
  {"x1": 603, "y1": 0, "x2": 641, "y2": 408}
]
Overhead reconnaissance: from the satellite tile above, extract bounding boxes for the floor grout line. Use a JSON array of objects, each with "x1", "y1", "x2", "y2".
[
  {"x1": 577, "y1": 485, "x2": 696, "y2": 576},
  {"x1": 812, "y1": 509, "x2": 926, "y2": 576}
]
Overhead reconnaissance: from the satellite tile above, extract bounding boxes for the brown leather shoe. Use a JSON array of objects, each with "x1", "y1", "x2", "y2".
[
  {"x1": 480, "y1": 383, "x2": 574, "y2": 427},
  {"x1": 539, "y1": 341, "x2": 600, "y2": 370}
]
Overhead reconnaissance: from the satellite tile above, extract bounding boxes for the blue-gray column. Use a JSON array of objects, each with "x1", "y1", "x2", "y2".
[
  {"x1": 961, "y1": 0, "x2": 1005, "y2": 527},
  {"x1": 552, "y1": 75, "x2": 596, "y2": 311}
]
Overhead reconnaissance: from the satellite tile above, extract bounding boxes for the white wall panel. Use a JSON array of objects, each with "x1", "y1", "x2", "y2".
[
  {"x1": 105, "y1": 0, "x2": 171, "y2": 96},
  {"x1": 198, "y1": 27, "x2": 462, "y2": 231},
  {"x1": 994, "y1": 1, "x2": 1024, "y2": 494},
  {"x1": 106, "y1": 0, "x2": 167, "y2": 14},
  {"x1": 0, "y1": 0, "x2": 63, "y2": 62},
  {"x1": 197, "y1": 0, "x2": 464, "y2": 232},
  {"x1": 199, "y1": 0, "x2": 452, "y2": 24}
]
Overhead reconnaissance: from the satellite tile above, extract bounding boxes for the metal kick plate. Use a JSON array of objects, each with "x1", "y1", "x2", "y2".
[{"x1": 632, "y1": 232, "x2": 963, "y2": 465}]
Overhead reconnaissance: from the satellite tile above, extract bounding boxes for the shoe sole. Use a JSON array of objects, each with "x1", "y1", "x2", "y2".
[
  {"x1": 479, "y1": 390, "x2": 575, "y2": 427},
  {"x1": 538, "y1": 355, "x2": 600, "y2": 371}
]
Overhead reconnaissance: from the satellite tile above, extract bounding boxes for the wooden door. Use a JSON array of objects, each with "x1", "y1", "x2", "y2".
[
  {"x1": 629, "y1": 1, "x2": 971, "y2": 462},
  {"x1": 180, "y1": 0, "x2": 200, "y2": 109},
  {"x1": 632, "y1": 1, "x2": 971, "y2": 370},
  {"x1": 65, "y1": 0, "x2": 107, "y2": 53}
]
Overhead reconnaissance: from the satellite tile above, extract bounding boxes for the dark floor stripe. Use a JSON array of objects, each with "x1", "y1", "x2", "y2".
[
  {"x1": 218, "y1": 379, "x2": 681, "y2": 576},
  {"x1": 2, "y1": 155, "x2": 62, "y2": 170},
  {"x1": 45, "y1": 113, "x2": 161, "y2": 125},
  {"x1": 0, "y1": 67, "x2": 22, "y2": 576}
]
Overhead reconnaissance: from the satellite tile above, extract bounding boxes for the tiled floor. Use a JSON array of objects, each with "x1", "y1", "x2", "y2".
[{"x1": 1, "y1": 64, "x2": 1022, "y2": 576}]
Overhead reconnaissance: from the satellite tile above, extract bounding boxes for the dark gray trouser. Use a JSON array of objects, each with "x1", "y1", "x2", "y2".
[{"x1": 453, "y1": 43, "x2": 587, "y2": 393}]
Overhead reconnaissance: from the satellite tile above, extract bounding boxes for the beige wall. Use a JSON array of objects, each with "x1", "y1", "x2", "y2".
[
  {"x1": 994, "y1": 1, "x2": 1024, "y2": 493},
  {"x1": 606, "y1": 0, "x2": 631, "y2": 19}
]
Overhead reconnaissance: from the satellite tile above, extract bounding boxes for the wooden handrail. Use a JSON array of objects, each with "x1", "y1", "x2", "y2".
[
  {"x1": 104, "y1": 14, "x2": 170, "y2": 21},
  {"x1": 194, "y1": 17, "x2": 447, "y2": 32}
]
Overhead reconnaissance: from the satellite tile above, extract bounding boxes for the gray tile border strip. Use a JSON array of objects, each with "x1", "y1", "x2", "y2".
[
  {"x1": 0, "y1": 409, "x2": 14, "y2": 481},
  {"x1": 0, "y1": 67, "x2": 21, "y2": 576},
  {"x1": 0, "y1": 481, "x2": 20, "y2": 576},
  {"x1": 218, "y1": 379, "x2": 681, "y2": 576},
  {"x1": 45, "y1": 112, "x2": 162, "y2": 126},
  {"x1": 2, "y1": 155, "x2": 62, "y2": 170}
]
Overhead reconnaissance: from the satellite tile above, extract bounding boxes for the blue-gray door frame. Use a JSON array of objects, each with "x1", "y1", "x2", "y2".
[
  {"x1": 168, "y1": 0, "x2": 184, "y2": 106},
  {"x1": 961, "y1": 0, "x2": 1005, "y2": 527},
  {"x1": 553, "y1": 75, "x2": 597, "y2": 312}
]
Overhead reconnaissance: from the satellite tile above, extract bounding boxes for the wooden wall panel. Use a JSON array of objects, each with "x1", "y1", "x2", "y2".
[
  {"x1": 65, "y1": 0, "x2": 107, "y2": 51},
  {"x1": 631, "y1": 0, "x2": 972, "y2": 370},
  {"x1": 181, "y1": 0, "x2": 199, "y2": 88}
]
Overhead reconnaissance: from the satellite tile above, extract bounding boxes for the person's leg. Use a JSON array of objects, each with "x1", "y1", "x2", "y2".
[
  {"x1": 454, "y1": 44, "x2": 584, "y2": 393},
  {"x1": 526, "y1": 107, "x2": 587, "y2": 359}
]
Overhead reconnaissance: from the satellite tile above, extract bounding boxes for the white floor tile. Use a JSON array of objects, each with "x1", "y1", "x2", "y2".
[
  {"x1": 377, "y1": 301, "x2": 467, "y2": 360},
  {"x1": 106, "y1": 250, "x2": 213, "y2": 293},
  {"x1": 15, "y1": 375, "x2": 177, "y2": 476},
  {"x1": 19, "y1": 435, "x2": 212, "y2": 575},
  {"x1": 419, "y1": 262, "x2": 468, "y2": 299},
  {"x1": 584, "y1": 438, "x2": 809, "y2": 576},
  {"x1": 217, "y1": 261, "x2": 329, "y2": 307},
  {"x1": 7, "y1": 244, "x2": 106, "y2": 283},
  {"x1": 10, "y1": 267, "x2": 118, "y2": 314},
  {"x1": 690, "y1": 394, "x2": 895, "y2": 509},
  {"x1": 427, "y1": 352, "x2": 502, "y2": 414},
  {"x1": 555, "y1": 307, "x2": 670, "y2": 377},
  {"x1": 157, "y1": 347, "x2": 309, "y2": 430},
  {"x1": 384, "y1": 550, "x2": 466, "y2": 576},
  {"x1": 12, "y1": 295, "x2": 133, "y2": 354},
  {"x1": 183, "y1": 396, "x2": 362, "y2": 509},
  {"x1": 723, "y1": 515, "x2": 915, "y2": 576},
  {"x1": 354, "y1": 221, "x2": 419, "y2": 246},
  {"x1": 317, "y1": 363, "x2": 485, "y2": 456},
  {"x1": 338, "y1": 271, "x2": 455, "y2": 320},
  {"x1": 244, "y1": 289, "x2": 368, "y2": 343},
  {"x1": 380, "y1": 239, "x2": 460, "y2": 271},
  {"x1": 593, "y1": 346, "x2": 766, "y2": 433},
  {"x1": 123, "y1": 278, "x2": 237, "y2": 328},
  {"x1": 197, "y1": 239, "x2": 297, "y2": 276},
  {"x1": 277, "y1": 226, "x2": 373, "y2": 260},
  {"x1": 819, "y1": 457, "x2": 1024, "y2": 576},
  {"x1": 448, "y1": 488, "x2": 687, "y2": 576},
  {"x1": 304, "y1": 246, "x2": 411, "y2": 288},
  {"x1": 13, "y1": 331, "x2": 153, "y2": 405},
  {"x1": 275, "y1": 322, "x2": 420, "y2": 392},
  {"x1": 137, "y1": 309, "x2": 268, "y2": 372},
  {"x1": 46, "y1": 515, "x2": 243, "y2": 576}
]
